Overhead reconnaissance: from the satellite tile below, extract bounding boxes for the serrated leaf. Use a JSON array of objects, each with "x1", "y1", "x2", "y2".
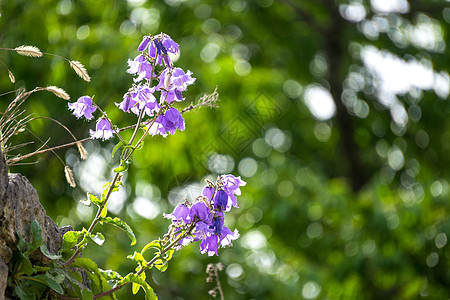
[
  {"x1": 16, "y1": 253, "x2": 35, "y2": 276},
  {"x1": 16, "y1": 231, "x2": 28, "y2": 253},
  {"x1": 141, "y1": 240, "x2": 163, "y2": 255},
  {"x1": 113, "y1": 162, "x2": 128, "y2": 173},
  {"x1": 120, "y1": 274, "x2": 157, "y2": 300},
  {"x1": 132, "y1": 282, "x2": 140, "y2": 295},
  {"x1": 127, "y1": 251, "x2": 147, "y2": 267},
  {"x1": 30, "y1": 220, "x2": 43, "y2": 250},
  {"x1": 98, "y1": 216, "x2": 136, "y2": 246},
  {"x1": 34, "y1": 274, "x2": 64, "y2": 294},
  {"x1": 88, "y1": 193, "x2": 103, "y2": 206},
  {"x1": 15, "y1": 285, "x2": 34, "y2": 300},
  {"x1": 62, "y1": 230, "x2": 85, "y2": 251},
  {"x1": 81, "y1": 289, "x2": 93, "y2": 300},
  {"x1": 100, "y1": 204, "x2": 108, "y2": 218},
  {"x1": 40, "y1": 243, "x2": 62, "y2": 260},
  {"x1": 154, "y1": 258, "x2": 168, "y2": 272},
  {"x1": 88, "y1": 232, "x2": 105, "y2": 246},
  {"x1": 112, "y1": 140, "x2": 128, "y2": 157}
]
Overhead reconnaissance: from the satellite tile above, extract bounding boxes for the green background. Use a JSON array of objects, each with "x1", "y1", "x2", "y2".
[{"x1": 1, "y1": 0, "x2": 450, "y2": 299}]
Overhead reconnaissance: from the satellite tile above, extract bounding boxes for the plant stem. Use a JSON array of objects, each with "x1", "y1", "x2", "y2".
[
  {"x1": 55, "y1": 224, "x2": 195, "y2": 299},
  {"x1": 214, "y1": 267, "x2": 225, "y2": 300}
]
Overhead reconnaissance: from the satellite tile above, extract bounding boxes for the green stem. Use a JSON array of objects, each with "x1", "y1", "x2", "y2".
[{"x1": 55, "y1": 224, "x2": 195, "y2": 299}]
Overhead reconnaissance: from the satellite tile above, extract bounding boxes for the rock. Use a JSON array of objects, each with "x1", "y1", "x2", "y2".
[
  {"x1": 0, "y1": 152, "x2": 68, "y2": 299},
  {"x1": 0, "y1": 259, "x2": 7, "y2": 300}
]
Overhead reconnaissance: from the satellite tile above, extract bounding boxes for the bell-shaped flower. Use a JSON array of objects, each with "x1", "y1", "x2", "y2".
[
  {"x1": 222, "y1": 174, "x2": 246, "y2": 210},
  {"x1": 155, "y1": 108, "x2": 185, "y2": 135},
  {"x1": 68, "y1": 96, "x2": 97, "y2": 120},
  {"x1": 213, "y1": 190, "x2": 228, "y2": 212},
  {"x1": 189, "y1": 202, "x2": 211, "y2": 224},
  {"x1": 116, "y1": 93, "x2": 139, "y2": 115},
  {"x1": 163, "y1": 203, "x2": 190, "y2": 223},
  {"x1": 90, "y1": 118, "x2": 114, "y2": 140},
  {"x1": 138, "y1": 36, "x2": 151, "y2": 52}
]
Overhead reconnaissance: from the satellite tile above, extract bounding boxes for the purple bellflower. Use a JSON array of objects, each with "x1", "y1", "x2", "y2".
[
  {"x1": 155, "y1": 107, "x2": 185, "y2": 135},
  {"x1": 127, "y1": 55, "x2": 155, "y2": 82},
  {"x1": 131, "y1": 85, "x2": 158, "y2": 115},
  {"x1": 148, "y1": 34, "x2": 179, "y2": 67},
  {"x1": 163, "y1": 203, "x2": 190, "y2": 223},
  {"x1": 164, "y1": 175, "x2": 245, "y2": 256},
  {"x1": 222, "y1": 174, "x2": 246, "y2": 210},
  {"x1": 138, "y1": 36, "x2": 151, "y2": 52},
  {"x1": 90, "y1": 118, "x2": 114, "y2": 140},
  {"x1": 68, "y1": 96, "x2": 97, "y2": 120},
  {"x1": 116, "y1": 93, "x2": 139, "y2": 114},
  {"x1": 189, "y1": 202, "x2": 211, "y2": 223},
  {"x1": 213, "y1": 190, "x2": 228, "y2": 212}
]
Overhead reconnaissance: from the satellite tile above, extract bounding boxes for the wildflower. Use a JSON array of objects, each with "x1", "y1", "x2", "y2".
[
  {"x1": 128, "y1": 85, "x2": 159, "y2": 117},
  {"x1": 213, "y1": 190, "x2": 228, "y2": 211},
  {"x1": 189, "y1": 202, "x2": 211, "y2": 223},
  {"x1": 138, "y1": 36, "x2": 151, "y2": 52},
  {"x1": 90, "y1": 118, "x2": 114, "y2": 140},
  {"x1": 163, "y1": 203, "x2": 190, "y2": 223},
  {"x1": 68, "y1": 96, "x2": 97, "y2": 120},
  {"x1": 149, "y1": 34, "x2": 179, "y2": 67},
  {"x1": 222, "y1": 174, "x2": 246, "y2": 210},
  {"x1": 116, "y1": 93, "x2": 139, "y2": 114},
  {"x1": 127, "y1": 55, "x2": 155, "y2": 82},
  {"x1": 155, "y1": 108, "x2": 185, "y2": 135}
]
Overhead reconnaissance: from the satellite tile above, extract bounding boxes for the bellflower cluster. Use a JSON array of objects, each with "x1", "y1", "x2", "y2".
[
  {"x1": 164, "y1": 174, "x2": 246, "y2": 256},
  {"x1": 117, "y1": 33, "x2": 195, "y2": 136},
  {"x1": 67, "y1": 33, "x2": 195, "y2": 140}
]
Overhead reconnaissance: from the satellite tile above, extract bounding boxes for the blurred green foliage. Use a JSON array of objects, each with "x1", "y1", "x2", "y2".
[{"x1": 1, "y1": 0, "x2": 450, "y2": 299}]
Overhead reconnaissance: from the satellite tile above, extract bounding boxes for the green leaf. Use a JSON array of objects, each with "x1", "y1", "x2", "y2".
[
  {"x1": 89, "y1": 193, "x2": 103, "y2": 206},
  {"x1": 153, "y1": 258, "x2": 168, "y2": 272},
  {"x1": 112, "y1": 140, "x2": 128, "y2": 157},
  {"x1": 141, "y1": 240, "x2": 163, "y2": 254},
  {"x1": 127, "y1": 251, "x2": 147, "y2": 267},
  {"x1": 88, "y1": 232, "x2": 105, "y2": 246},
  {"x1": 30, "y1": 220, "x2": 43, "y2": 250},
  {"x1": 33, "y1": 265, "x2": 50, "y2": 272},
  {"x1": 98, "y1": 216, "x2": 136, "y2": 245},
  {"x1": 100, "y1": 204, "x2": 108, "y2": 218},
  {"x1": 14, "y1": 279, "x2": 47, "y2": 299},
  {"x1": 72, "y1": 258, "x2": 113, "y2": 296},
  {"x1": 113, "y1": 161, "x2": 128, "y2": 173},
  {"x1": 39, "y1": 243, "x2": 62, "y2": 260},
  {"x1": 81, "y1": 289, "x2": 93, "y2": 300},
  {"x1": 132, "y1": 282, "x2": 140, "y2": 295},
  {"x1": 62, "y1": 230, "x2": 86, "y2": 251},
  {"x1": 99, "y1": 268, "x2": 123, "y2": 287},
  {"x1": 73, "y1": 257, "x2": 99, "y2": 273},
  {"x1": 16, "y1": 231, "x2": 28, "y2": 253},
  {"x1": 34, "y1": 273, "x2": 64, "y2": 294},
  {"x1": 15, "y1": 285, "x2": 35, "y2": 300},
  {"x1": 120, "y1": 273, "x2": 157, "y2": 300},
  {"x1": 16, "y1": 252, "x2": 35, "y2": 276},
  {"x1": 164, "y1": 249, "x2": 174, "y2": 261}
]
